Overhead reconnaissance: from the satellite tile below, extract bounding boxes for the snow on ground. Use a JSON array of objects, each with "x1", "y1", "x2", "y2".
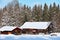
[{"x1": 0, "y1": 33, "x2": 60, "y2": 40}]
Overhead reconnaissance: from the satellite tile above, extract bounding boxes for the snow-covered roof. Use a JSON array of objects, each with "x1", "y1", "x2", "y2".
[
  {"x1": 0, "y1": 26, "x2": 17, "y2": 31},
  {"x1": 20, "y1": 22, "x2": 51, "y2": 29}
]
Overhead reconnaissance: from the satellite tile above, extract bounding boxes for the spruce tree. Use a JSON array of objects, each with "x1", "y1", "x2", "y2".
[
  {"x1": 43, "y1": 3, "x2": 49, "y2": 21},
  {"x1": 49, "y1": 4, "x2": 52, "y2": 21}
]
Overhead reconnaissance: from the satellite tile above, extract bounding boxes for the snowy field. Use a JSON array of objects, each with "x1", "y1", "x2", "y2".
[{"x1": 0, "y1": 33, "x2": 60, "y2": 40}]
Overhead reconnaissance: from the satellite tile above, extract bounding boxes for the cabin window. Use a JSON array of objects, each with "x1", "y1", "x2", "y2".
[
  {"x1": 33, "y1": 30, "x2": 36, "y2": 32},
  {"x1": 32, "y1": 30, "x2": 36, "y2": 34},
  {"x1": 15, "y1": 30, "x2": 20, "y2": 33}
]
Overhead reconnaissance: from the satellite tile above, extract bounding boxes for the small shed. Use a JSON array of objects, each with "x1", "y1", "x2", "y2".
[
  {"x1": 0, "y1": 26, "x2": 21, "y2": 35},
  {"x1": 20, "y1": 22, "x2": 53, "y2": 34}
]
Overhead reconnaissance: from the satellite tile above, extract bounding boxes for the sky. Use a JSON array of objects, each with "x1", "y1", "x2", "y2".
[{"x1": 0, "y1": 0, "x2": 60, "y2": 8}]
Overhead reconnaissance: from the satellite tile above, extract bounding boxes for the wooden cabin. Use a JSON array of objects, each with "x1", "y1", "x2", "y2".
[
  {"x1": 12, "y1": 27, "x2": 22, "y2": 35},
  {"x1": 20, "y1": 22, "x2": 53, "y2": 34},
  {"x1": 0, "y1": 22, "x2": 53, "y2": 35},
  {"x1": 0, "y1": 26, "x2": 21, "y2": 35}
]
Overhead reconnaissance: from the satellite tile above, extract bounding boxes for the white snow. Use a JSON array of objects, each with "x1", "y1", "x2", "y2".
[
  {"x1": 0, "y1": 33, "x2": 60, "y2": 40},
  {"x1": 20, "y1": 22, "x2": 51, "y2": 29},
  {"x1": 0, "y1": 26, "x2": 17, "y2": 31}
]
